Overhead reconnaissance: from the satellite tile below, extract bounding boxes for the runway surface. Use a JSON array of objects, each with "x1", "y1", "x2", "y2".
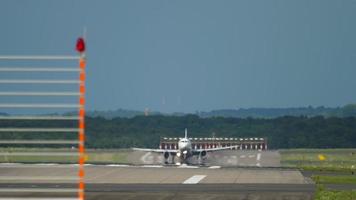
[
  {"x1": 0, "y1": 150, "x2": 314, "y2": 200},
  {"x1": 0, "y1": 164, "x2": 315, "y2": 200},
  {"x1": 0, "y1": 164, "x2": 308, "y2": 184},
  {"x1": 0, "y1": 183, "x2": 315, "y2": 200}
]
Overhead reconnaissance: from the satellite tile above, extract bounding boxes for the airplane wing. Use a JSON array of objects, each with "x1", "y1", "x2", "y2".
[
  {"x1": 193, "y1": 145, "x2": 238, "y2": 153},
  {"x1": 132, "y1": 148, "x2": 177, "y2": 153}
]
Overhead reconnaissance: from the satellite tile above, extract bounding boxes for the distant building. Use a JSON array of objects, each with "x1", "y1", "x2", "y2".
[{"x1": 159, "y1": 137, "x2": 268, "y2": 150}]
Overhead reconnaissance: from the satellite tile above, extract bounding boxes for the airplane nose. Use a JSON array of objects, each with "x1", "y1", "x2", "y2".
[{"x1": 180, "y1": 143, "x2": 187, "y2": 149}]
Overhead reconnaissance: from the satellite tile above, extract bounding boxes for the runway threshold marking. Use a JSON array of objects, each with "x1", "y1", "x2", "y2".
[{"x1": 182, "y1": 175, "x2": 206, "y2": 184}]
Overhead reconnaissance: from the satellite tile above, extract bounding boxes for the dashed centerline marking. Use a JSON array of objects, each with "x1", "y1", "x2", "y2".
[
  {"x1": 257, "y1": 153, "x2": 261, "y2": 161},
  {"x1": 256, "y1": 152, "x2": 262, "y2": 167},
  {"x1": 182, "y1": 175, "x2": 206, "y2": 184}
]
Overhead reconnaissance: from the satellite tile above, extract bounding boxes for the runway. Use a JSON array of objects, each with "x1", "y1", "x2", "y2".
[
  {"x1": 0, "y1": 164, "x2": 315, "y2": 200},
  {"x1": 0, "y1": 150, "x2": 314, "y2": 200},
  {"x1": 0, "y1": 164, "x2": 308, "y2": 184},
  {"x1": 0, "y1": 183, "x2": 315, "y2": 200}
]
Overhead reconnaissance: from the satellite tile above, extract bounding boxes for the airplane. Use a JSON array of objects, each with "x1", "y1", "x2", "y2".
[{"x1": 132, "y1": 129, "x2": 237, "y2": 165}]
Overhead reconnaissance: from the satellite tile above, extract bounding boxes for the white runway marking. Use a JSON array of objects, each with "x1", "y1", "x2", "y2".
[
  {"x1": 208, "y1": 166, "x2": 221, "y2": 169},
  {"x1": 178, "y1": 164, "x2": 198, "y2": 168},
  {"x1": 257, "y1": 153, "x2": 261, "y2": 161},
  {"x1": 142, "y1": 165, "x2": 163, "y2": 168},
  {"x1": 141, "y1": 152, "x2": 151, "y2": 163},
  {"x1": 182, "y1": 175, "x2": 206, "y2": 184},
  {"x1": 240, "y1": 155, "x2": 246, "y2": 158},
  {"x1": 248, "y1": 155, "x2": 255, "y2": 158},
  {"x1": 105, "y1": 164, "x2": 130, "y2": 167}
]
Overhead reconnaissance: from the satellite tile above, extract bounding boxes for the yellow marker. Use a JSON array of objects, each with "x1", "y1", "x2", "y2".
[
  {"x1": 84, "y1": 154, "x2": 89, "y2": 162},
  {"x1": 318, "y1": 154, "x2": 326, "y2": 161}
]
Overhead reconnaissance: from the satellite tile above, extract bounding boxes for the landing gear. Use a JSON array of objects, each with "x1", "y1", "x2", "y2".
[
  {"x1": 171, "y1": 155, "x2": 176, "y2": 164},
  {"x1": 163, "y1": 153, "x2": 177, "y2": 165}
]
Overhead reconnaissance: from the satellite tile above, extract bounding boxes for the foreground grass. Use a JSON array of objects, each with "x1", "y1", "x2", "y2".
[
  {"x1": 312, "y1": 175, "x2": 356, "y2": 184},
  {"x1": 315, "y1": 190, "x2": 356, "y2": 200},
  {"x1": 280, "y1": 149, "x2": 356, "y2": 172},
  {"x1": 314, "y1": 185, "x2": 356, "y2": 200}
]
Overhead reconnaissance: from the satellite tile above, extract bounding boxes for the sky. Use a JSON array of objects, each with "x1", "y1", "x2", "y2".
[{"x1": 0, "y1": 0, "x2": 356, "y2": 113}]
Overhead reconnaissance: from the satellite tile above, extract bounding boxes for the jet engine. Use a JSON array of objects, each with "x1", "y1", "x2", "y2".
[
  {"x1": 200, "y1": 150, "x2": 207, "y2": 159},
  {"x1": 164, "y1": 151, "x2": 170, "y2": 159}
]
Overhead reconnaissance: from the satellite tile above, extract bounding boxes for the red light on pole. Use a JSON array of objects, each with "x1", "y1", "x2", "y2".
[{"x1": 76, "y1": 37, "x2": 85, "y2": 53}]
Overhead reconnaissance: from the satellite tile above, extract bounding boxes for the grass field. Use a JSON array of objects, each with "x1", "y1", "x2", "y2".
[
  {"x1": 280, "y1": 149, "x2": 356, "y2": 172},
  {"x1": 314, "y1": 185, "x2": 356, "y2": 200},
  {"x1": 312, "y1": 175, "x2": 356, "y2": 184},
  {"x1": 280, "y1": 149, "x2": 356, "y2": 199}
]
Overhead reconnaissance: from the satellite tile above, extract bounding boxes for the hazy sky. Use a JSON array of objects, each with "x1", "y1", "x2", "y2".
[{"x1": 0, "y1": 1, "x2": 356, "y2": 113}]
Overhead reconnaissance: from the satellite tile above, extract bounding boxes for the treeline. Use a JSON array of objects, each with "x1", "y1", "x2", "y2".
[
  {"x1": 2, "y1": 105, "x2": 356, "y2": 119},
  {"x1": 197, "y1": 104, "x2": 356, "y2": 118},
  {"x1": 61, "y1": 104, "x2": 356, "y2": 119},
  {"x1": 0, "y1": 115, "x2": 355, "y2": 149}
]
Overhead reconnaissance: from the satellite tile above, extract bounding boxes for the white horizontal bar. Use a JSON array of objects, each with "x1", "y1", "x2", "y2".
[
  {"x1": 0, "y1": 104, "x2": 82, "y2": 108},
  {"x1": 0, "y1": 92, "x2": 80, "y2": 96},
  {"x1": 0, "y1": 116, "x2": 80, "y2": 120},
  {"x1": 0, "y1": 188, "x2": 80, "y2": 193},
  {"x1": 0, "y1": 176, "x2": 78, "y2": 181},
  {"x1": 0, "y1": 128, "x2": 80, "y2": 132},
  {"x1": 0, "y1": 140, "x2": 80, "y2": 144},
  {"x1": 0, "y1": 198, "x2": 79, "y2": 200},
  {"x1": 0, "y1": 80, "x2": 80, "y2": 84},
  {"x1": 0, "y1": 164, "x2": 80, "y2": 168},
  {"x1": 0, "y1": 67, "x2": 80, "y2": 72},
  {"x1": 0, "y1": 55, "x2": 80, "y2": 60},
  {"x1": 0, "y1": 152, "x2": 78, "y2": 156}
]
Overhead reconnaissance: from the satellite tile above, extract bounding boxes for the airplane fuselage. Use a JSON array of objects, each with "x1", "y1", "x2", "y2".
[{"x1": 177, "y1": 138, "x2": 192, "y2": 159}]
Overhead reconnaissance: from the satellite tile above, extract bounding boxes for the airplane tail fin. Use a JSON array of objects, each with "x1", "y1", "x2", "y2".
[{"x1": 185, "y1": 128, "x2": 188, "y2": 139}]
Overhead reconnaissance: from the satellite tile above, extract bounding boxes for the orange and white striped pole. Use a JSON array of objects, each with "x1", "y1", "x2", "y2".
[{"x1": 76, "y1": 37, "x2": 86, "y2": 200}]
